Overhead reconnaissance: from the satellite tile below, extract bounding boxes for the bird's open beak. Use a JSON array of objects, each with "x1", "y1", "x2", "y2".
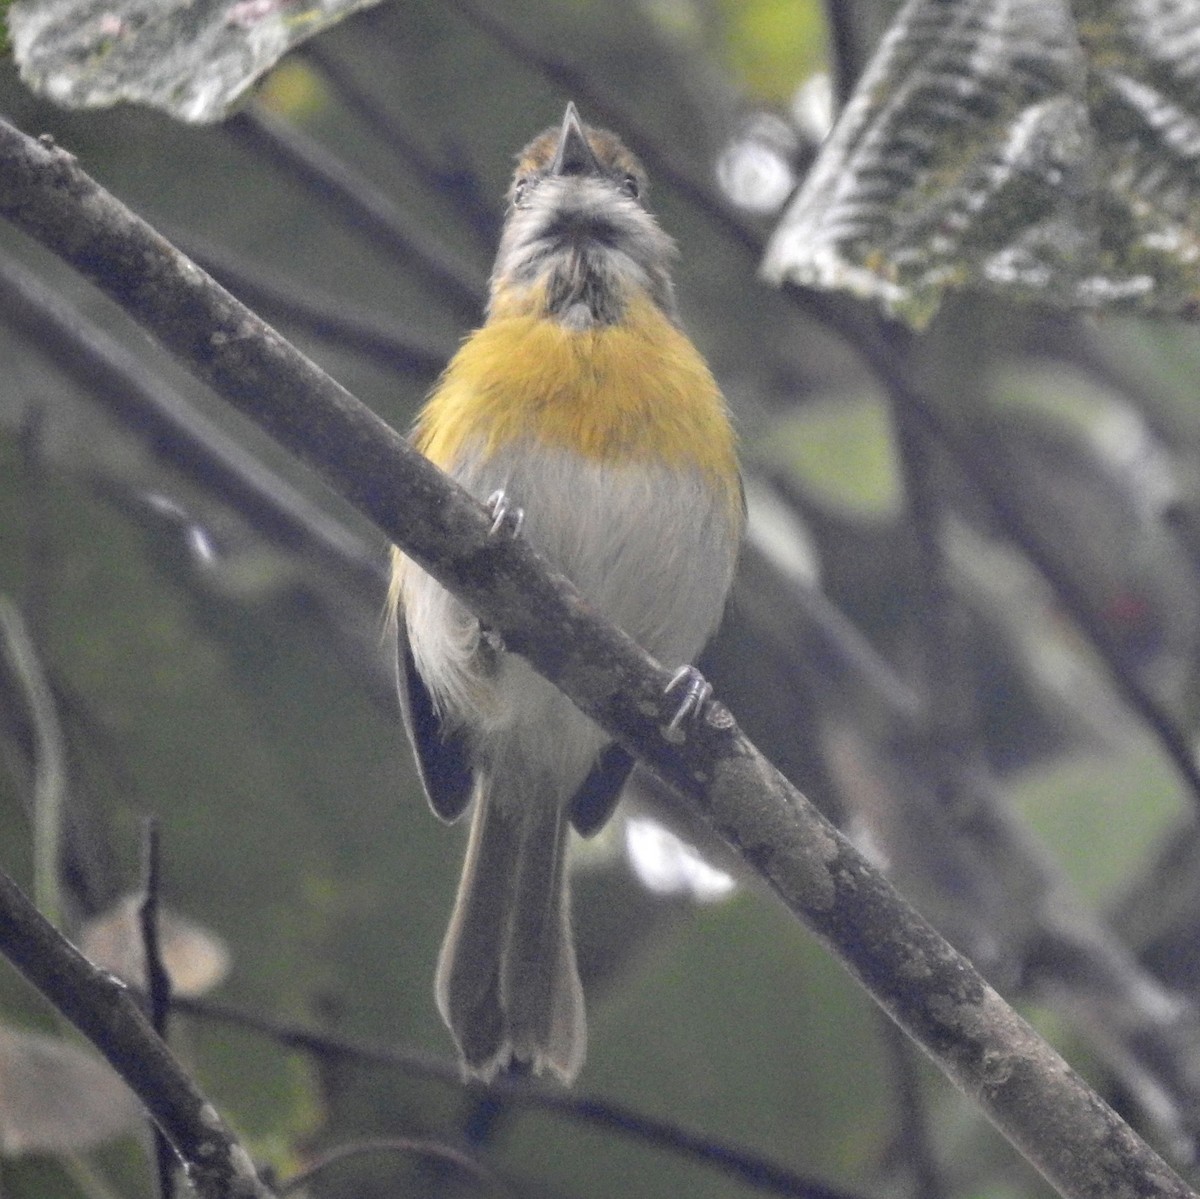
[{"x1": 550, "y1": 102, "x2": 601, "y2": 177}]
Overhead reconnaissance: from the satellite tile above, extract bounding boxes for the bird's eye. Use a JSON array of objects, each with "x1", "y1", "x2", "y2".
[
  {"x1": 620, "y1": 174, "x2": 640, "y2": 199},
  {"x1": 513, "y1": 176, "x2": 535, "y2": 207}
]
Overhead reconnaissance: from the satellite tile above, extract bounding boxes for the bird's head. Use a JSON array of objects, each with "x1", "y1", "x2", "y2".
[{"x1": 488, "y1": 103, "x2": 678, "y2": 328}]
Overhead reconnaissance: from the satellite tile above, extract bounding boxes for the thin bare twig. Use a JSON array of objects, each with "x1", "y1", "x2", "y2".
[
  {"x1": 138, "y1": 819, "x2": 172, "y2": 1039},
  {"x1": 886, "y1": 333, "x2": 989, "y2": 788},
  {"x1": 139, "y1": 817, "x2": 176, "y2": 1199},
  {"x1": 0, "y1": 597, "x2": 67, "y2": 929},
  {"x1": 277, "y1": 1136, "x2": 514, "y2": 1197},
  {"x1": 823, "y1": 0, "x2": 867, "y2": 111},
  {"x1": 877, "y1": 1014, "x2": 946, "y2": 1199},
  {"x1": 15, "y1": 409, "x2": 52, "y2": 649}
]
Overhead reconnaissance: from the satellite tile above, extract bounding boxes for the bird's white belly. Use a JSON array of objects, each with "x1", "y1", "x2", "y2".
[{"x1": 403, "y1": 437, "x2": 739, "y2": 779}]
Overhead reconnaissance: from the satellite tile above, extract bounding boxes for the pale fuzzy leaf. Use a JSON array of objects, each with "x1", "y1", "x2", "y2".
[
  {"x1": 763, "y1": 0, "x2": 1200, "y2": 324},
  {"x1": 7, "y1": 0, "x2": 383, "y2": 123},
  {"x1": 763, "y1": 0, "x2": 1090, "y2": 323},
  {"x1": 79, "y1": 894, "x2": 231, "y2": 996},
  {"x1": 1080, "y1": 0, "x2": 1200, "y2": 313},
  {"x1": 0, "y1": 1025, "x2": 140, "y2": 1155}
]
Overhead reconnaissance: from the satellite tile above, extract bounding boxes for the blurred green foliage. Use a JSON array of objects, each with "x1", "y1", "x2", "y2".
[{"x1": 719, "y1": 0, "x2": 828, "y2": 101}]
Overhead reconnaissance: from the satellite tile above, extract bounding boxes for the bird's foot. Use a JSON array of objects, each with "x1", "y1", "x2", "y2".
[
  {"x1": 664, "y1": 665, "x2": 713, "y2": 734},
  {"x1": 486, "y1": 489, "x2": 524, "y2": 538}
]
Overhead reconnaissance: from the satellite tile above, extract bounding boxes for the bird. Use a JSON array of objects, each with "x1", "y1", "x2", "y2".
[{"x1": 387, "y1": 102, "x2": 742, "y2": 1083}]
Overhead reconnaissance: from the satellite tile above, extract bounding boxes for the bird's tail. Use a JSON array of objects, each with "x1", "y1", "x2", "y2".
[{"x1": 434, "y1": 771, "x2": 586, "y2": 1083}]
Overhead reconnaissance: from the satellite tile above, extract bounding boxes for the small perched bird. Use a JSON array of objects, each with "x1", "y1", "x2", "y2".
[{"x1": 388, "y1": 103, "x2": 742, "y2": 1083}]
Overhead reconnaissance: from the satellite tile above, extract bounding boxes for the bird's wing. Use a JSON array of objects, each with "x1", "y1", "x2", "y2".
[
  {"x1": 395, "y1": 617, "x2": 474, "y2": 822},
  {"x1": 569, "y1": 743, "x2": 635, "y2": 836}
]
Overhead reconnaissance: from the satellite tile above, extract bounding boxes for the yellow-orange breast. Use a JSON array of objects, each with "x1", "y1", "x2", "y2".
[{"x1": 412, "y1": 294, "x2": 739, "y2": 510}]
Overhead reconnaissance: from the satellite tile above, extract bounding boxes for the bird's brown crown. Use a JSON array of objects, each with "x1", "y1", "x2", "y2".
[{"x1": 511, "y1": 121, "x2": 647, "y2": 205}]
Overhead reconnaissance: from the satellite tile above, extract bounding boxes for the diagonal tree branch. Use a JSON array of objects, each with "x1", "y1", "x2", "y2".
[
  {"x1": 0, "y1": 867, "x2": 275, "y2": 1199},
  {"x1": 0, "y1": 114, "x2": 1196, "y2": 1199}
]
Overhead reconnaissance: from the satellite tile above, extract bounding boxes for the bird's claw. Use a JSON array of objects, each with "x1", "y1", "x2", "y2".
[
  {"x1": 486, "y1": 489, "x2": 524, "y2": 538},
  {"x1": 664, "y1": 665, "x2": 713, "y2": 734}
]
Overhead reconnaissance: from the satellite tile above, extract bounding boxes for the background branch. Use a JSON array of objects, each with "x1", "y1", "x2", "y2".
[
  {"x1": 0, "y1": 597, "x2": 68, "y2": 929},
  {"x1": 173, "y1": 991, "x2": 869, "y2": 1199},
  {"x1": 138, "y1": 816, "x2": 176, "y2": 1199},
  {"x1": 875, "y1": 355, "x2": 1200, "y2": 808},
  {"x1": 171, "y1": 229, "x2": 455, "y2": 376},
  {"x1": 275, "y1": 1137, "x2": 514, "y2": 1198},
  {"x1": 223, "y1": 106, "x2": 486, "y2": 320},
  {"x1": 0, "y1": 250, "x2": 387, "y2": 596}
]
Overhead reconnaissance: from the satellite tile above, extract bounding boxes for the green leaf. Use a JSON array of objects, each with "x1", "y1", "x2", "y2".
[
  {"x1": 719, "y1": 0, "x2": 827, "y2": 102},
  {"x1": 0, "y1": 1, "x2": 13, "y2": 57}
]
